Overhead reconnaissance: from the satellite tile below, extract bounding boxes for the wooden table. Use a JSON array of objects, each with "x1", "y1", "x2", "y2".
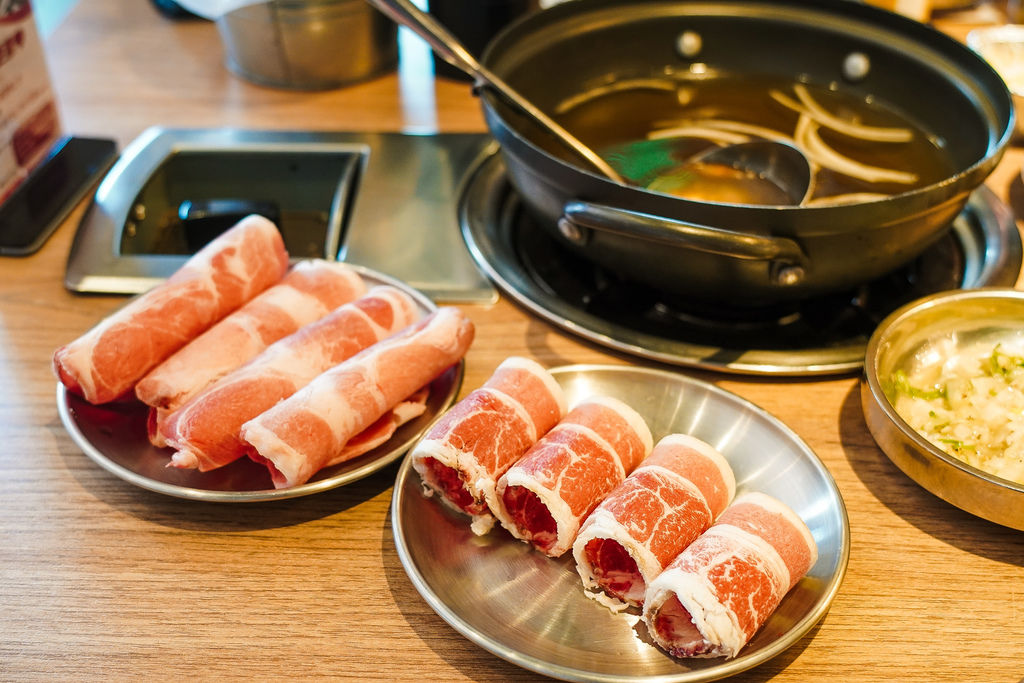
[{"x1": 3, "y1": 1, "x2": 1023, "y2": 680}]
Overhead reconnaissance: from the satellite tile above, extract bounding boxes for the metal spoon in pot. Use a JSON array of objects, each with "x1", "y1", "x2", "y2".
[
  {"x1": 366, "y1": 0, "x2": 628, "y2": 184},
  {"x1": 607, "y1": 138, "x2": 814, "y2": 206}
]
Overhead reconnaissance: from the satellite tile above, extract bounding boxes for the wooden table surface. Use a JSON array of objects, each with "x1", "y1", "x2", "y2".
[{"x1": 4, "y1": 1, "x2": 1024, "y2": 680}]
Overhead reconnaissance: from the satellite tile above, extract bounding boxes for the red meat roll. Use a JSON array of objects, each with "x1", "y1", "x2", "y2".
[
  {"x1": 642, "y1": 491, "x2": 819, "y2": 659},
  {"x1": 572, "y1": 433, "x2": 736, "y2": 610},
  {"x1": 494, "y1": 396, "x2": 653, "y2": 557},
  {"x1": 135, "y1": 260, "x2": 366, "y2": 416},
  {"x1": 410, "y1": 356, "x2": 567, "y2": 534},
  {"x1": 160, "y1": 285, "x2": 419, "y2": 472},
  {"x1": 53, "y1": 214, "x2": 288, "y2": 404},
  {"x1": 328, "y1": 386, "x2": 431, "y2": 464},
  {"x1": 241, "y1": 306, "x2": 475, "y2": 489}
]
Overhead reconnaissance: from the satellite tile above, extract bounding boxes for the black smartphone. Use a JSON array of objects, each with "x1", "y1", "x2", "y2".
[{"x1": 0, "y1": 135, "x2": 118, "y2": 256}]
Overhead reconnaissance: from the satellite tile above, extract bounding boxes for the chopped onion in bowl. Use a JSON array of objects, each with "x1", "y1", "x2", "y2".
[{"x1": 891, "y1": 337, "x2": 1024, "y2": 486}]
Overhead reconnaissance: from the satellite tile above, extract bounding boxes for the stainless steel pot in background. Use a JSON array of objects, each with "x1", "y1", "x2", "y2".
[
  {"x1": 478, "y1": 0, "x2": 1014, "y2": 306},
  {"x1": 217, "y1": 0, "x2": 397, "y2": 90}
]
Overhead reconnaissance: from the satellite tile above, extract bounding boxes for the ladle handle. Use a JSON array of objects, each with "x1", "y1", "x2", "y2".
[
  {"x1": 365, "y1": 0, "x2": 625, "y2": 184},
  {"x1": 561, "y1": 201, "x2": 809, "y2": 284},
  {"x1": 366, "y1": 0, "x2": 482, "y2": 76}
]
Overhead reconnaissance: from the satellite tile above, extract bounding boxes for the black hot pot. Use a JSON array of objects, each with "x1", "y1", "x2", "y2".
[{"x1": 477, "y1": 0, "x2": 1014, "y2": 306}]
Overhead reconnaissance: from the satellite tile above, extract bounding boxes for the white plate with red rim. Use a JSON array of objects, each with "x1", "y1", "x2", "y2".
[
  {"x1": 391, "y1": 363, "x2": 850, "y2": 682},
  {"x1": 56, "y1": 264, "x2": 463, "y2": 502}
]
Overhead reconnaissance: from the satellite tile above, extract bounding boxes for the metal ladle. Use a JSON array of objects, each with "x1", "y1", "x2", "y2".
[
  {"x1": 365, "y1": 0, "x2": 627, "y2": 184},
  {"x1": 670, "y1": 140, "x2": 813, "y2": 205},
  {"x1": 606, "y1": 138, "x2": 814, "y2": 205}
]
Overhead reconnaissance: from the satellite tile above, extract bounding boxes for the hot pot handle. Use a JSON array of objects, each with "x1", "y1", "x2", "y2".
[{"x1": 561, "y1": 200, "x2": 809, "y2": 285}]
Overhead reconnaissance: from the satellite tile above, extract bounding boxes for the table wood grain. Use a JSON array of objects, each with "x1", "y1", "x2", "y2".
[{"x1": 3, "y1": 1, "x2": 1023, "y2": 680}]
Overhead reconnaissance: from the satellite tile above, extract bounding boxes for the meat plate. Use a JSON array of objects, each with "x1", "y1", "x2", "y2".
[
  {"x1": 56, "y1": 265, "x2": 463, "y2": 502},
  {"x1": 391, "y1": 364, "x2": 850, "y2": 682}
]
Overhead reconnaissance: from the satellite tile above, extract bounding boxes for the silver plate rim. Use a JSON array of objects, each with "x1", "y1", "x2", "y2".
[
  {"x1": 56, "y1": 263, "x2": 463, "y2": 503},
  {"x1": 391, "y1": 363, "x2": 851, "y2": 682}
]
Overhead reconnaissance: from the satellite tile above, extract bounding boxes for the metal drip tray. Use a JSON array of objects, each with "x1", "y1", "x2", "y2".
[
  {"x1": 65, "y1": 127, "x2": 496, "y2": 303},
  {"x1": 460, "y1": 151, "x2": 1023, "y2": 376}
]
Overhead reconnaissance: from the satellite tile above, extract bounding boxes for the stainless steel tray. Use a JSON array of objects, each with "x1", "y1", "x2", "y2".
[
  {"x1": 392, "y1": 364, "x2": 850, "y2": 681},
  {"x1": 65, "y1": 127, "x2": 496, "y2": 303}
]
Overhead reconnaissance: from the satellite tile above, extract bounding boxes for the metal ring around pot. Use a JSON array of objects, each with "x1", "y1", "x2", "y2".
[{"x1": 560, "y1": 200, "x2": 809, "y2": 284}]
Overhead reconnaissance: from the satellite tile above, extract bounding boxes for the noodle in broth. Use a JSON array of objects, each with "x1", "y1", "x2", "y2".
[{"x1": 552, "y1": 76, "x2": 955, "y2": 206}]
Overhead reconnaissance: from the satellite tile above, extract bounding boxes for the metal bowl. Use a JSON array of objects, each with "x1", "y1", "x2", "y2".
[{"x1": 861, "y1": 288, "x2": 1024, "y2": 531}]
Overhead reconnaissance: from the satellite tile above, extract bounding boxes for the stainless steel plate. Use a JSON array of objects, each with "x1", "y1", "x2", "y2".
[
  {"x1": 391, "y1": 364, "x2": 850, "y2": 682},
  {"x1": 56, "y1": 265, "x2": 462, "y2": 502}
]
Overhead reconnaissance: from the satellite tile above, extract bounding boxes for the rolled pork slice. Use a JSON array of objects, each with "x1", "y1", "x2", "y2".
[
  {"x1": 135, "y1": 260, "x2": 366, "y2": 414},
  {"x1": 53, "y1": 214, "x2": 288, "y2": 404},
  {"x1": 410, "y1": 356, "x2": 567, "y2": 534},
  {"x1": 572, "y1": 433, "x2": 736, "y2": 611},
  {"x1": 495, "y1": 396, "x2": 653, "y2": 557},
  {"x1": 161, "y1": 285, "x2": 419, "y2": 472},
  {"x1": 642, "y1": 491, "x2": 819, "y2": 660},
  {"x1": 241, "y1": 306, "x2": 475, "y2": 489},
  {"x1": 334, "y1": 386, "x2": 430, "y2": 463}
]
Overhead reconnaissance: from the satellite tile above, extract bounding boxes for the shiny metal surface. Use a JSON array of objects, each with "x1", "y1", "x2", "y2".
[
  {"x1": 392, "y1": 364, "x2": 850, "y2": 682},
  {"x1": 692, "y1": 141, "x2": 813, "y2": 206},
  {"x1": 460, "y1": 150, "x2": 1022, "y2": 376},
  {"x1": 56, "y1": 265, "x2": 463, "y2": 503},
  {"x1": 339, "y1": 133, "x2": 497, "y2": 303},
  {"x1": 216, "y1": 0, "x2": 398, "y2": 90},
  {"x1": 862, "y1": 288, "x2": 1024, "y2": 531},
  {"x1": 66, "y1": 127, "x2": 496, "y2": 303}
]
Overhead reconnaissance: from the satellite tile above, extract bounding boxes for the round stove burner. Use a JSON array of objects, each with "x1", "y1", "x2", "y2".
[{"x1": 459, "y1": 152, "x2": 1022, "y2": 376}]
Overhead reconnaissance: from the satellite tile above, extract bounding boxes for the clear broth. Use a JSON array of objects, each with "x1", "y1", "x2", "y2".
[{"x1": 553, "y1": 76, "x2": 955, "y2": 205}]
